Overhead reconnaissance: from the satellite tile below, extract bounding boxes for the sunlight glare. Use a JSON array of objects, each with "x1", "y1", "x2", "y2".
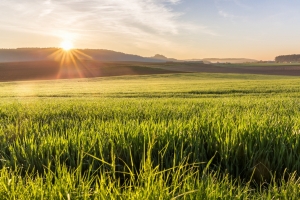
[{"x1": 61, "y1": 41, "x2": 73, "y2": 51}]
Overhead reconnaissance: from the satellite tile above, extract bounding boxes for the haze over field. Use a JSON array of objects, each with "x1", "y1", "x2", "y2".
[{"x1": 1, "y1": 0, "x2": 300, "y2": 60}]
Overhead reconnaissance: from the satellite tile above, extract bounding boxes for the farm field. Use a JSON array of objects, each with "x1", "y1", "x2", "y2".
[
  {"x1": 2, "y1": 73, "x2": 300, "y2": 199},
  {"x1": 145, "y1": 62, "x2": 300, "y2": 76},
  {"x1": 0, "y1": 61, "x2": 184, "y2": 82},
  {"x1": 2, "y1": 61, "x2": 300, "y2": 82}
]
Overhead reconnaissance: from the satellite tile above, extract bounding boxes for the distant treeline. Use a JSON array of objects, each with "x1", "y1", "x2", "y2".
[{"x1": 275, "y1": 54, "x2": 300, "y2": 63}]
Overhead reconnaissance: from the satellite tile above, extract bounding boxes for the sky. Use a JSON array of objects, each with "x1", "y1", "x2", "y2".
[{"x1": 1, "y1": 0, "x2": 300, "y2": 60}]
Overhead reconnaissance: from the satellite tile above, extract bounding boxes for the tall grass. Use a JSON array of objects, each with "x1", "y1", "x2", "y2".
[
  {"x1": 1, "y1": 73, "x2": 300, "y2": 198},
  {"x1": 1, "y1": 97, "x2": 300, "y2": 198}
]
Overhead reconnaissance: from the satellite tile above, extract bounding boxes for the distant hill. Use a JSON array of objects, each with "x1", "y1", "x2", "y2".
[
  {"x1": 149, "y1": 54, "x2": 178, "y2": 62},
  {"x1": 184, "y1": 59, "x2": 206, "y2": 64},
  {"x1": 150, "y1": 55, "x2": 208, "y2": 63},
  {"x1": 0, "y1": 48, "x2": 169, "y2": 63},
  {"x1": 0, "y1": 48, "x2": 259, "y2": 64},
  {"x1": 0, "y1": 48, "x2": 57, "y2": 62},
  {"x1": 202, "y1": 58, "x2": 258, "y2": 63},
  {"x1": 80, "y1": 50, "x2": 164, "y2": 62}
]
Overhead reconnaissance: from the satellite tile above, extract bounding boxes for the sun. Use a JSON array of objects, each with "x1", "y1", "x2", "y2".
[{"x1": 60, "y1": 41, "x2": 73, "y2": 51}]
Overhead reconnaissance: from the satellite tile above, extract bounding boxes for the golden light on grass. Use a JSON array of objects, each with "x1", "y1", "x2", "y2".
[
  {"x1": 60, "y1": 40, "x2": 73, "y2": 51},
  {"x1": 14, "y1": 83, "x2": 36, "y2": 97}
]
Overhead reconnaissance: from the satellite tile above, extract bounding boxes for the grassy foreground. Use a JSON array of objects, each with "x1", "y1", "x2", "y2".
[{"x1": 1, "y1": 73, "x2": 300, "y2": 199}]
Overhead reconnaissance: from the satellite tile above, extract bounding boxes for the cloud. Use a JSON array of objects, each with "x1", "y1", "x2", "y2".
[
  {"x1": 164, "y1": 0, "x2": 182, "y2": 4},
  {"x1": 218, "y1": 10, "x2": 236, "y2": 19},
  {"x1": 232, "y1": 0, "x2": 252, "y2": 10},
  {"x1": 215, "y1": 0, "x2": 251, "y2": 20},
  {"x1": 0, "y1": 0, "x2": 217, "y2": 50},
  {"x1": 0, "y1": 1, "x2": 183, "y2": 34}
]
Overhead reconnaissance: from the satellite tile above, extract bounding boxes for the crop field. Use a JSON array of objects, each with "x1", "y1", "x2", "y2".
[{"x1": 2, "y1": 73, "x2": 300, "y2": 199}]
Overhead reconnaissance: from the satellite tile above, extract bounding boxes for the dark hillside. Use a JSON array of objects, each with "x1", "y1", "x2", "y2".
[{"x1": 0, "y1": 60, "x2": 184, "y2": 82}]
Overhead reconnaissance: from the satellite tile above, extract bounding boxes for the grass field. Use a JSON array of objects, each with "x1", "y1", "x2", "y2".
[{"x1": 1, "y1": 73, "x2": 300, "y2": 199}]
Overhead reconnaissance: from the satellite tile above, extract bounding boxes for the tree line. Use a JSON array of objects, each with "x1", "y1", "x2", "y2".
[{"x1": 275, "y1": 54, "x2": 300, "y2": 63}]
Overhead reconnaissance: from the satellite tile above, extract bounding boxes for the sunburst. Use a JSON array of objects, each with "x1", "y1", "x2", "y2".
[{"x1": 48, "y1": 45, "x2": 93, "y2": 79}]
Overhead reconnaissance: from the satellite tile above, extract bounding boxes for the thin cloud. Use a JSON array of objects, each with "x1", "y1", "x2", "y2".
[
  {"x1": 218, "y1": 10, "x2": 236, "y2": 19},
  {"x1": 215, "y1": 0, "x2": 250, "y2": 21},
  {"x1": 232, "y1": 0, "x2": 252, "y2": 10},
  {"x1": 0, "y1": 0, "x2": 217, "y2": 49}
]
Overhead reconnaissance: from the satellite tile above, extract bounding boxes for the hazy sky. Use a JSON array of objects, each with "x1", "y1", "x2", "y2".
[{"x1": 1, "y1": 0, "x2": 300, "y2": 60}]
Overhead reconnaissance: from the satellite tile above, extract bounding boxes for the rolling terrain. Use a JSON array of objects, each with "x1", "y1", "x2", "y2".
[
  {"x1": 0, "y1": 48, "x2": 176, "y2": 63},
  {"x1": 145, "y1": 62, "x2": 300, "y2": 76},
  {"x1": 2, "y1": 48, "x2": 300, "y2": 83},
  {"x1": 0, "y1": 60, "x2": 184, "y2": 82},
  {"x1": 2, "y1": 60, "x2": 300, "y2": 82}
]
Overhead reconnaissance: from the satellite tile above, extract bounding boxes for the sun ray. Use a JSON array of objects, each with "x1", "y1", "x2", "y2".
[
  {"x1": 73, "y1": 49, "x2": 93, "y2": 60},
  {"x1": 72, "y1": 50, "x2": 94, "y2": 77},
  {"x1": 70, "y1": 51, "x2": 84, "y2": 78},
  {"x1": 45, "y1": 43, "x2": 98, "y2": 80},
  {"x1": 58, "y1": 51, "x2": 68, "y2": 79}
]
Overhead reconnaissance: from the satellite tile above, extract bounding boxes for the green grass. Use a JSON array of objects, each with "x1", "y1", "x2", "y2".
[
  {"x1": 1, "y1": 73, "x2": 300, "y2": 199},
  {"x1": 1, "y1": 73, "x2": 300, "y2": 98}
]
